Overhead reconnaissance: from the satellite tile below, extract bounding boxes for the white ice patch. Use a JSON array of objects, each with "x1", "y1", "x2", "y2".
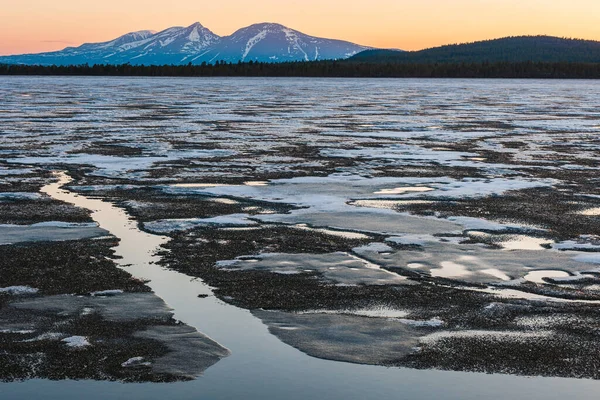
[
  {"x1": 447, "y1": 216, "x2": 538, "y2": 231},
  {"x1": 121, "y1": 356, "x2": 151, "y2": 367},
  {"x1": 215, "y1": 259, "x2": 240, "y2": 267},
  {"x1": 465, "y1": 286, "x2": 600, "y2": 304},
  {"x1": 9, "y1": 150, "x2": 233, "y2": 178},
  {"x1": 91, "y1": 290, "x2": 124, "y2": 297},
  {"x1": 219, "y1": 252, "x2": 409, "y2": 286},
  {"x1": 0, "y1": 329, "x2": 35, "y2": 334},
  {"x1": 353, "y1": 242, "x2": 395, "y2": 253},
  {"x1": 398, "y1": 317, "x2": 445, "y2": 327},
  {"x1": 523, "y1": 270, "x2": 578, "y2": 284},
  {"x1": 573, "y1": 253, "x2": 600, "y2": 264},
  {"x1": 350, "y1": 200, "x2": 434, "y2": 209},
  {"x1": 0, "y1": 221, "x2": 107, "y2": 245},
  {"x1": 0, "y1": 192, "x2": 41, "y2": 200},
  {"x1": 24, "y1": 221, "x2": 98, "y2": 229},
  {"x1": 430, "y1": 261, "x2": 473, "y2": 279},
  {"x1": 0, "y1": 168, "x2": 33, "y2": 176},
  {"x1": 0, "y1": 286, "x2": 39, "y2": 295},
  {"x1": 498, "y1": 235, "x2": 552, "y2": 251},
  {"x1": 420, "y1": 330, "x2": 553, "y2": 344},
  {"x1": 374, "y1": 187, "x2": 434, "y2": 195},
  {"x1": 298, "y1": 307, "x2": 410, "y2": 319},
  {"x1": 552, "y1": 235, "x2": 600, "y2": 251},
  {"x1": 23, "y1": 332, "x2": 64, "y2": 342},
  {"x1": 244, "y1": 181, "x2": 269, "y2": 187},
  {"x1": 480, "y1": 269, "x2": 511, "y2": 281},
  {"x1": 212, "y1": 198, "x2": 239, "y2": 205},
  {"x1": 387, "y1": 234, "x2": 437, "y2": 246},
  {"x1": 580, "y1": 207, "x2": 600, "y2": 216},
  {"x1": 162, "y1": 175, "x2": 553, "y2": 213},
  {"x1": 295, "y1": 224, "x2": 371, "y2": 240},
  {"x1": 74, "y1": 184, "x2": 142, "y2": 192},
  {"x1": 144, "y1": 214, "x2": 257, "y2": 233},
  {"x1": 514, "y1": 315, "x2": 594, "y2": 329},
  {"x1": 62, "y1": 336, "x2": 91, "y2": 348}
]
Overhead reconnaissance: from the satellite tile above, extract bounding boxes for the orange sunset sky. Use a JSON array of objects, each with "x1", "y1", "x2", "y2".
[{"x1": 1, "y1": 0, "x2": 599, "y2": 55}]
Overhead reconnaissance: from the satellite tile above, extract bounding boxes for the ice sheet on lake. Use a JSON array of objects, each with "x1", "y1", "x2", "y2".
[
  {"x1": 143, "y1": 214, "x2": 257, "y2": 233},
  {"x1": 11, "y1": 292, "x2": 175, "y2": 322},
  {"x1": 0, "y1": 222, "x2": 108, "y2": 245},
  {"x1": 357, "y1": 240, "x2": 600, "y2": 284},
  {"x1": 420, "y1": 329, "x2": 553, "y2": 344},
  {"x1": 253, "y1": 310, "x2": 424, "y2": 365},
  {"x1": 218, "y1": 252, "x2": 411, "y2": 286},
  {"x1": 552, "y1": 236, "x2": 600, "y2": 251},
  {"x1": 0, "y1": 286, "x2": 39, "y2": 295},
  {"x1": 9, "y1": 150, "x2": 234, "y2": 178},
  {"x1": 62, "y1": 336, "x2": 91, "y2": 348},
  {"x1": 446, "y1": 216, "x2": 541, "y2": 232},
  {"x1": 162, "y1": 174, "x2": 552, "y2": 237},
  {"x1": 265, "y1": 211, "x2": 461, "y2": 236},
  {"x1": 0, "y1": 192, "x2": 42, "y2": 201},
  {"x1": 134, "y1": 325, "x2": 230, "y2": 379},
  {"x1": 6, "y1": 291, "x2": 230, "y2": 378}
]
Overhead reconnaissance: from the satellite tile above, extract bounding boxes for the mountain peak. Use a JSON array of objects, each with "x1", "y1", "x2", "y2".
[
  {"x1": 183, "y1": 22, "x2": 218, "y2": 45},
  {"x1": 249, "y1": 22, "x2": 287, "y2": 29},
  {"x1": 186, "y1": 22, "x2": 206, "y2": 29}
]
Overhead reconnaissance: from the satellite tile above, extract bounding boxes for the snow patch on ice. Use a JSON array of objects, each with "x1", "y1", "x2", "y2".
[
  {"x1": 387, "y1": 234, "x2": 436, "y2": 246},
  {"x1": 398, "y1": 317, "x2": 445, "y2": 327},
  {"x1": 447, "y1": 216, "x2": 537, "y2": 231},
  {"x1": 144, "y1": 214, "x2": 257, "y2": 233},
  {"x1": 121, "y1": 356, "x2": 151, "y2": 367},
  {"x1": 91, "y1": 290, "x2": 124, "y2": 297},
  {"x1": 374, "y1": 187, "x2": 433, "y2": 195},
  {"x1": 580, "y1": 207, "x2": 600, "y2": 216},
  {"x1": 421, "y1": 330, "x2": 553, "y2": 344},
  {"x1": 295, "y1": 224, "x2": 371, "y2": 240},
  {"x1": 0, "y1": 286, "x2": 39, "y2": 295},
  {"x1": 62, "y1": 336, "x2": 91, "y2": 348},
  {"x1": 298, "y1": 307, "x2": 410, "y2": 319},
  {"x1": 0, "y1": 329, "x2": 35, "y2": 334},
  {"x1": 0, "y1": 192, "x2": 41, "y2": 200},
  {"x1": 353, "y1": 242, "x2": 395, "y2": 253}
]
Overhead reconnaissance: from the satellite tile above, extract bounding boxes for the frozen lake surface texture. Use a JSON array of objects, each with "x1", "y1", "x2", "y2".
[{"x1": 1, "y1": 77, "x2": 600, "y2": 399}]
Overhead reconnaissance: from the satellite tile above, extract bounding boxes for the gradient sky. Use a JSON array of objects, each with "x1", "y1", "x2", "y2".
[{"x1": 1, "y1": 0, "x2": 600, "y2": 55}]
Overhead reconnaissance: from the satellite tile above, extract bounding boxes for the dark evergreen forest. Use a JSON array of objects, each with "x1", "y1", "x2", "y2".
[
  {"x1": 351, "y1": 36, "x2": 600, "y2": 64},
  {"x1": 2, "y1": 60, "x2": 600, "y2": 78}
]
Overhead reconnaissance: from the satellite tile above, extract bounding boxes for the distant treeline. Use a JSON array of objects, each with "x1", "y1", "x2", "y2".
[
  {"x1": 351, "y1": 36, "x2": 600, "y2": 64},
  {"x1": 2, "y1": 61, "x2": 600, "y2": 79}
]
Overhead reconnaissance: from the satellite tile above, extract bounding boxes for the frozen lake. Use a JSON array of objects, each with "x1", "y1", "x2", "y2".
[{"x1": 1, "y1": 77, "x2": 600, "y2": 399}]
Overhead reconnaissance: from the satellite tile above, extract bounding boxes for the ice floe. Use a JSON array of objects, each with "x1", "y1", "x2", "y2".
[
  {"x1": 0, "y1": 286, "x2": 39, "y2": 295},
  {"x1": 217, "y1": 252, "x2": 410, "y2": 286},
  {"x1": 121, "y1": 356, "x2": 151, "y2": 368},
  {"x1": 0, "y1": 222, "x2": 108, "y2": 245},
  {"x1": 144, "y1": 214, "x2": 257, "y2": 233},
  {"x1": 62, "y1": 336, "x2": 91, "y2": 348},
  {"x1": 0, "y1": 192, "x2": 42, "y2": 201},
  {"x1": 420, "y1": 330, "x2": 553, "y2": 344}
]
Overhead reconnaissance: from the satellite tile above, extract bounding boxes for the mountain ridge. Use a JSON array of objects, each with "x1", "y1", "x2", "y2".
[{"x1": 0, "y1": 22, "x2": 369, "y2": 66}]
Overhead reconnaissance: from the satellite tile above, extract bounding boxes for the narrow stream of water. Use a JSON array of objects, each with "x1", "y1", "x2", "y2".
[{"x1": 5, "y1": 171, "x2": 597, "y2": 400}]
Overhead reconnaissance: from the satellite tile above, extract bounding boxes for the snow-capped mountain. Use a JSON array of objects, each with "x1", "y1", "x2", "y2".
[
  {"x1": 198, "y1": 23, "x2": 367, "y2": 63},
  {"x1": 0, "y1": 22, "x2": 369, "y2": 66}
]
